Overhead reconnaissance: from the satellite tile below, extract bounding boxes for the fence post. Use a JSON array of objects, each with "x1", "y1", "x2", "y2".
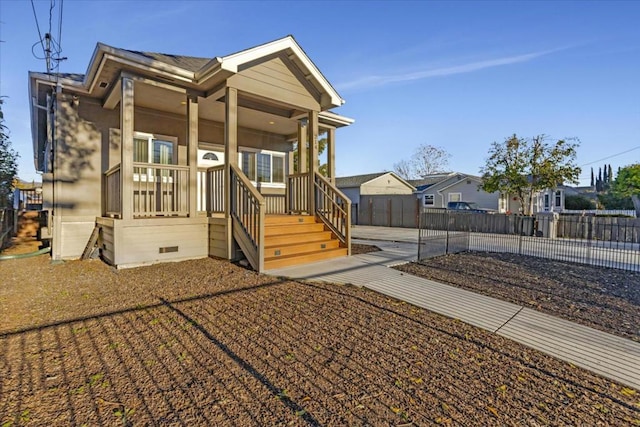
[
  {"x1": 445, "y1": 211, "x2": 450, "y2": 255},
  {"x1": 417, "y1": 209, "x2": 422, "y2": 261},
  {"x1": 518, "y1": 216, "x2": 523, "y2": 255},
  {"x1": 586, "y1": 216, "x2": 593, "y2": 266}
]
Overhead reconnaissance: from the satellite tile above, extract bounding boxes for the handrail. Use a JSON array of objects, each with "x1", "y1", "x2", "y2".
[
  {"x1": 105, "y1": 164, "x2": 122, "y2": 217},
  {"x1": 230, "y1": 163, "x2": 265, "y2": 272},
  {"x1": 313, "y1": 172, "x2": 351, "y2": 255}
]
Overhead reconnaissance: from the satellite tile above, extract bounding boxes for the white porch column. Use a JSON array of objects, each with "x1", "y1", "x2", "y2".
[
  {"x1": 120, "y1": 76, "x2": 134, "y2": 220},
  {"x1": 224, "y1": 86, "x2": 238, "y2": 218},
  {"x1": 307, "y1": 110, "x2": 319, "y2": 213},
  {"x1": 327, "y1": 127, "x2": 336, "y2": 185},
  {"x1": 187, "y1": 95, "x2": 198, "y2": 218},
  {"x1": 297, "y1": 119, "x2": 307, "y2": 173}
]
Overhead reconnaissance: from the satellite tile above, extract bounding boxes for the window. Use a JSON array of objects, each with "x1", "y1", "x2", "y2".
[
  {"x1": 544, "y1": 194, "x2": 550, "y2": 209},
  {"x1": 555, "y1": 190, "x2": 562, "y2": 207},
  {"x1": 202, "y1": 152, "x2": 218, "y2": 161},
  {"x1": 448, "y1": 193, "x2": 462, "y2": 202},
  {"x1": 134, "y1": 133, "x2": 176, "y2": 165},
  {"x1": 423, "y1": 194, "x2": 434, "y2": 206},
  {"x1": 240, "y1": 149, "x2": 285, "y2": 185}
]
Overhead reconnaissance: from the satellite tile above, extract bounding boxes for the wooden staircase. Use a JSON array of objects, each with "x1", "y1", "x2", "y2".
[{"x1": 263, "y1": 214, "x2": 348, "y2": 269}]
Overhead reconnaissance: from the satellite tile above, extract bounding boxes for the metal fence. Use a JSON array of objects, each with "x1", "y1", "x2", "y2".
[{"x1": 418, "y1": 210, "x2": 640, "y2": 272}]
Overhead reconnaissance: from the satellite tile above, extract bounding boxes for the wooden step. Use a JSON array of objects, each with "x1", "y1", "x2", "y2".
[
  {"x1": 264, "y1": 230, "x2": 333, "y2": 247},
  {"x1": 264, "y1": 222, "x2": 325, "y2": 236},
  {"x1": 264, "y1": 239, "x2": 340, "y2": 258},
  {"x1": 264, "y1": 247, "x2": 348, "y2": 270},
  {"x1": 265, "y1": 214, "x2": 316, "y2": 225}
]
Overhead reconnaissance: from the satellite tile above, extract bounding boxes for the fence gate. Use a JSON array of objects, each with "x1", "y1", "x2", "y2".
[{"x1": 418, "y1": 210, "x2": 471, "y2": 262}]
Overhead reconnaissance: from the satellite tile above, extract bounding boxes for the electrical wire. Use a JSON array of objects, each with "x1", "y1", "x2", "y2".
[
  {"x1": 580, "y1": 146, "x2": 640, "y2": 167},
  {"x1": 30, "y1": 0, "x2": 46, "y2": 62}
]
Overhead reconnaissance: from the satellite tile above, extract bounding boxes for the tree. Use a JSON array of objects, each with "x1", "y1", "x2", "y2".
[
  {"x1": 565, "y1": 194, "x2": 595, "y2": 210},
  {"x1": 293, "y1": 136, "x2": 328, "y2": 176},
  {"x1": 610, "y1": 163, "x2": 640, "y2": 216},
  {"x1": 0, "y1": 99, "x2": 19, "y2": 208},
  {"x1": 590, "y1": 167, "x2": 594, "y2": 187},
  {"x1": 393, "y1": 144, "x2": 450, "y2": 179},
  {"x1": 479, "y1": 134, "x2": 580, "y2": 215}
]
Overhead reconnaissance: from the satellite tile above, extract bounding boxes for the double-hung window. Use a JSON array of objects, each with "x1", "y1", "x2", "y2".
[{"x1": 240, "y1": 149, "x2": 285, "y2": 185}]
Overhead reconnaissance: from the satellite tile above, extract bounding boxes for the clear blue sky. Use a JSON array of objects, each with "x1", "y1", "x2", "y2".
[{"x1": 1, "y1": 1, "x2": 639, "y2": 186}]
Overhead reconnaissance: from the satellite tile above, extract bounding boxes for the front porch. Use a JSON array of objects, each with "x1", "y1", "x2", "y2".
[{"x1": 101, "y1": 163, "x2": 351, "y2": 271}]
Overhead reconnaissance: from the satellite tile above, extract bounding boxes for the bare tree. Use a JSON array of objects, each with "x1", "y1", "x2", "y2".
[{"x1": 393, "y1": 144, "x2": 450, "y2": 179}]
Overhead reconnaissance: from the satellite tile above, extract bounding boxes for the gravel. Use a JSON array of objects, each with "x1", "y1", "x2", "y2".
[
  {"x1": 2, "y1": 251, "x2": 639, "y2": 426},
  {"x1": 395, "y1": 252, "x2": 640, "y2": 342},
  {"x1": 2, "y1": 217, "x2": 639, "y2": 426}
]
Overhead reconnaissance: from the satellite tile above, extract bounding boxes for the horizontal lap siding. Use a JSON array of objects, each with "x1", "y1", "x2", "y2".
[
  {"x1": 113, "y1": 219, "x2": 208, "y2": 267},
  {"x1": 60, "y1": 222, "x2": 96, "y2": 259},
  {"x1": 209, "y1": 217, "x2": 229, "y2": 259},
  {"x1": 229, "y1": 57, "x2": 319, "y2": 110}
]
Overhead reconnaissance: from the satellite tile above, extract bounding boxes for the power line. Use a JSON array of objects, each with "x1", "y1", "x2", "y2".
[
  {"x1": 30, "y1": 0, "x2": 46, "y2": 63},
  {"x1": 580, "y1": 146, "x2": 640, "y2": 167}
]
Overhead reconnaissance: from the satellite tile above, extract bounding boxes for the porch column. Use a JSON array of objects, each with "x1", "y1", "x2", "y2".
[
  {"x1": 120, "y1": 76, "x2": 134, "y2": 220},
  {"x1": 224, "y1": 86, "x2": 238, "y2": 218},
  {"x1": 187, "y1": 95, "x2": 198, "y2": 217},
  {"x1": 307, "y1": 110, "x2": 319, "y2": 213},
  {"x1": 297, "y1": 119, "x2": 307, "y2": 173},
  {"x1": 327, "y1": 127, "x2": 336, "y2": 184}
]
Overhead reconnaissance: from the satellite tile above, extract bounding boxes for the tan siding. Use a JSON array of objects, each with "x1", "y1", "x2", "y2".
[
  {"x1": 209, "y1": 216, "x2": 230, "y2": 259},
  {"x1": 60, "y1": 222, "x2": 95, "y2": 259},
  {"x1": 361, "y1": 174, "x2": 414, "y2": 196},
  {"x1": 108, "y1": 218, "x2": 208, "y2": 268}
]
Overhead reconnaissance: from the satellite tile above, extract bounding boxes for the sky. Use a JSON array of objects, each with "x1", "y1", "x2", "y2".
[{"x1": 1, "y1": 0, "x2": 639, "y2": 186}]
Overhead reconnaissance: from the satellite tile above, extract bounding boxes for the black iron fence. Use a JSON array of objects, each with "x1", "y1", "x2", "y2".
[
  {"x1": 418, "y1": 210, "x2": 640, "y2": 272},
  {"x1": 0, "y1": 208, "x2": 17, "y2": 249}
]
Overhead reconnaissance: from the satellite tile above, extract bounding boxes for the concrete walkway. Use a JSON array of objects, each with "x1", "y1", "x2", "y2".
[{"x1": 268, "y1": 225, "x2": 640, "y2": 391}]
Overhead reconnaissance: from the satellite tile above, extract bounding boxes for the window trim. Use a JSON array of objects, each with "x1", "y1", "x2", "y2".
[
  {"x1": 448, "y1": 192, "x2": 462, "y2": 203},
  {"x1": 423, "y1": 193, "x2": 435, "y2": 206},
  {"x1": 133, "y1": 131, "x2": 178, "y2": 165},
  {"x1": 238, "y1": 147, "x2": 286, "y2": 188}
]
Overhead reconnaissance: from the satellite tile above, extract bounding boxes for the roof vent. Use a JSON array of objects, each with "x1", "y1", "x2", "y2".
[{"x1": 98, "y1": 81, "x2": 109, "y2": 89}]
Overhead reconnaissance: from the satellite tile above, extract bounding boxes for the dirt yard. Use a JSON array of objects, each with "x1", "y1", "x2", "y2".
[
  {"x1": 1, "y1": 251, "x2": 639, "y2": 426},
  {"x1": 395, "y1": 252, "x2": 640, "y2": 343}
]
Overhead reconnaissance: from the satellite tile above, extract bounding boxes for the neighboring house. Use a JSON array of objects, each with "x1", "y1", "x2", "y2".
[
  {"x1": 336, "y1": 172, "x2": 415, "y2": 203},
  {"x1": 336, "y1": 172, "x2": 416, "y2": 224},
  {"x1": 410, "y1": 173, "x2": 500, "y2": 210},
  {"x1": 29, "y1": 36, "x2": 354, "y2": 271},
  {"x1": 12, "y1": 180, "x2": 43, "y2": 211},
  {"x1": 501, "y1": 186, "x2": 569, "y2": 214}
]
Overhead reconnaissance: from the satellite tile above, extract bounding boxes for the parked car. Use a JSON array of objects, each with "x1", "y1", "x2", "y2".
[{"x1": 447, "y1": 201, "x2": 496, "y2": 213}]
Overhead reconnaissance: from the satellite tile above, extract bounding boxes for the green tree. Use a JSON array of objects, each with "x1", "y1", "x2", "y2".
[
  {"x1": 480, "y1": 134, "x2": 580, "y2": 215},
  {"x1": 393, "y1": 144, "x2": 451, "y2": 179},
  {"x1": 610, "y1": 163, "x2": 640, "y2": 216},
  {"x1": 0, "y1": 99, "x2": 19, "y2": 208},
  {"x1": 565, "y1": 195, "x2": 596, "y2": 210},
  {"x1": 293, "y1": 137, "x2": 328, "y2": 176}
]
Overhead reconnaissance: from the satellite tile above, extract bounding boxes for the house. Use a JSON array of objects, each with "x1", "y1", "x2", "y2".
[
  {"x1": 336, "y1": 172, "x2": 415, "y2": 224},
  {"x1": 410, "y1": 172, "x2": 500, "y2": 210},
  {"x1": 29, "y1": 36, "x2": 354, "y2": 271}
]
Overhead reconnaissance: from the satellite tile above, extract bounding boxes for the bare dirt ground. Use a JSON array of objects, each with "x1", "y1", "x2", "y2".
[
  {"x1": 395, "y1": 252, "x2": 640, "y2": 343},
  {"x1": 2, "y1": 247, "x2": 639, "y2": 426}
]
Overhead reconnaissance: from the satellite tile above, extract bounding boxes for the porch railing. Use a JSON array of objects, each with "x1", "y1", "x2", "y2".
[
  {"x1": 314, "y1": 172, "x2": 351, "y2": 254},
  {"x1": 206, "y1": 165, "x2": 225, "y2": 214},
  {"x1": 132, "y1": 162, "x2": 189, "y2": 217},
  {"x1": 230, "y1": 164, "x2": 265, "y2": 271},
  {"x1": 286, "y1": 173, "x2": 309, "y2": 213},
  {"x1": 105, "y1": 164, "x2": 121, "y2": 217}
]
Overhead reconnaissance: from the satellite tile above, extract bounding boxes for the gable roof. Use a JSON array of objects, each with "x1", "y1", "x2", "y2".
[
  {"x1": 335, "y1": 171, "x2": 415, "y2": 191},
  {"x1": 336, "y1": 172, "x2": 389, "y2": 188}
]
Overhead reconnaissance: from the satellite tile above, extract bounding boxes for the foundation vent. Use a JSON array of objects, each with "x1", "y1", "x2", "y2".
[{"x1": 159, "y1": 246, "x2": 179, "y2": 254}]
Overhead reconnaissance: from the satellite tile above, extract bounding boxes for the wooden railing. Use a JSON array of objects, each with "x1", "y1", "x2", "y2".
[
  {"x1": 132, "y1": 163, "x2": 189, "y2": 217},
  {"x1": 206, "y1": 165, "x2": 225, "y2": 214},
  {"x1": 105, "y1": 164, "x2": 121, "y2": 217},
  {"x1": 314, "y1": 172, "x2": 351, "y2": 255},
  {"x1": 286, "y1": 173, "x2": 309, "y2": 213},
  {"x1": 230, "y1": 164, "x2": 265, "y2": 271},
  {"x1": 265, "y1": 195, "x2": 286, "y2": 214}
]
